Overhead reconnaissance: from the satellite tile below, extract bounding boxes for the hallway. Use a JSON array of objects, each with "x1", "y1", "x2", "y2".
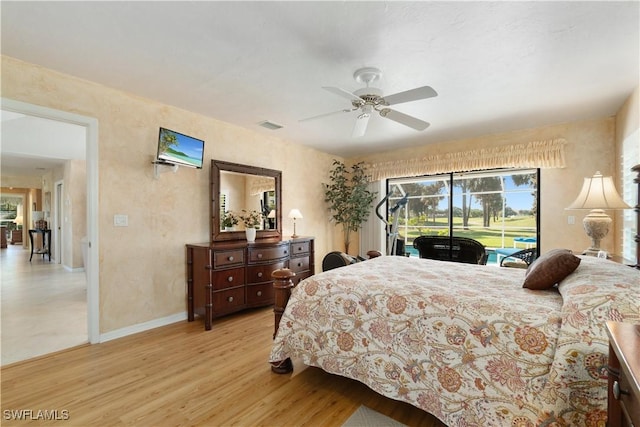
[{"x1": 1, "y1": 244, "x2": 87, "y2": 365}]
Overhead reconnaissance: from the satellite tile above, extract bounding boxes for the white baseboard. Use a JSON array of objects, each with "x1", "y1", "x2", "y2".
[
  {"x1": 99, "y1": 312, "x2": 188, "y2": 343},
  {"x1": 63, "y1": 265, "x2": 84, "y2": 273}
]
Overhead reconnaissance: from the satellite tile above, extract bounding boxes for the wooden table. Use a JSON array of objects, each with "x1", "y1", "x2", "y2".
[{"x1": 28, "y1": 229, "x2": 51, "y2": 262}]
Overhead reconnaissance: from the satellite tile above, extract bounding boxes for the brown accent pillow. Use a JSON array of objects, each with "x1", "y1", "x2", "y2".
[{"x1": 522, "y1": 249, "x2": 581, "y2": 290}]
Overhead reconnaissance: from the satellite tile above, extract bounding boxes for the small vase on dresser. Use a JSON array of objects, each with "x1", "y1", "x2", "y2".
[{"x1": 245, "y1": 227, "x2": 257, "y2": 243}]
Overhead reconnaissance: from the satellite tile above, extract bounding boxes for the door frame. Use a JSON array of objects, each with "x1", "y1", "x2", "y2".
[
  {"x1": 2, "y1": 97, "x2": 100, "y2": 344},
  {"x1": 54, "y1": 180, "x2": 63, "y2": 264}
]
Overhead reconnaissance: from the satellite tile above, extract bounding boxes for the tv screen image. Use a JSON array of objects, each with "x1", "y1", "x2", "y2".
[{"x1": 156, "y1": 128, "x2": 205, "y2": 169}]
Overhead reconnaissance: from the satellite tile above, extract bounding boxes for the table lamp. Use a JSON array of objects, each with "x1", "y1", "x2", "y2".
[
  {"x1": 566, "y1": 171, "x2": 630, "y2": 256},
  {"x1": 267, "y1": 209, "x2": 276, "y2": 229},
  {"x1": 288, "y1": 209, "x2": 303, "y2": 238},
  {"x1": 32, "y1": 211, "x2": 44, "y2": 229}
]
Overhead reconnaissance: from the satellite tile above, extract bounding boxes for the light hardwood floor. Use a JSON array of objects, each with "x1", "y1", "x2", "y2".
[
  {"x1": 1, "y1": 244, "x2": 88, "y2": 365},
  {"x1": 1, "y1": 307, "x2": 446, "y2": 426}
]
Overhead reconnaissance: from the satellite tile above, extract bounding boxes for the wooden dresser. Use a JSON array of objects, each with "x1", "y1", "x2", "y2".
[
  {"x1": 186, "y1": 237, "x2": 314, "y2": 330},
  {"x1": 606, "y1": 321, "x2": 640, "y2": 427}
]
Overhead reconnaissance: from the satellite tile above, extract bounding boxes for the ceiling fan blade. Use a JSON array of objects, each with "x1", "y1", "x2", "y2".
[
  {"x1": 379, "y1": 108, "x2": 430, "y2": 131},
  {"x1": 351, "y1": 113, "x2": 370, "y2": 138},
  {"x1": 299, "y1": 108, "x2": 354, "y2": 122},
  {"x1": 382, "y1": 86, "x2": 438, "y2": 106},
  {"x1": 322, "y1": 86, "x2": 364, "y2": 103}
]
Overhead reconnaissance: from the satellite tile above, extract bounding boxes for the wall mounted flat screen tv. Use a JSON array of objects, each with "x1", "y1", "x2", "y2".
[{"x1": 156, "y1": 127, "x2": 205, "y2": 169}]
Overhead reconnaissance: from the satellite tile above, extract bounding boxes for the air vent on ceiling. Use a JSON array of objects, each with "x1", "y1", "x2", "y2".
[{"x1": 258, "y1": 120, "x2": 283, "y2": 130}]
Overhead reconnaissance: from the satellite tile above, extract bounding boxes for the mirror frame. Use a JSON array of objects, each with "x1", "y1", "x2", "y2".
[{"x1": 211, "y1": 159, "x2": 282, "y2": 242}]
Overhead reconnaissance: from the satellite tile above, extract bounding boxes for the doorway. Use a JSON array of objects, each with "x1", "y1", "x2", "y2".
[{"x1": 1, "y1": 98, "x2": 99, "y2": 361}]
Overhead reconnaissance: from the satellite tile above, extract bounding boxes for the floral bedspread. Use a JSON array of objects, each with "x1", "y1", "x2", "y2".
[{"x1": 269, "y1": 255, "x2": 639, "y2": 426}]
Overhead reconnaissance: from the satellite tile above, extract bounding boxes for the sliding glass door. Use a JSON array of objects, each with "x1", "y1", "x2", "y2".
[{"x1": 387, "y1": 168, "x2": 539, "y2": 263}]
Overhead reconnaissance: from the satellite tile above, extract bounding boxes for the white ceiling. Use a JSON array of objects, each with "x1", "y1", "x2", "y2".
[
  {"x1": 1, "y1": 111, "x2": 86, "y2": 176},
  {"x1": 1, "y1": 1, "x2": 638, "y2": 169}
]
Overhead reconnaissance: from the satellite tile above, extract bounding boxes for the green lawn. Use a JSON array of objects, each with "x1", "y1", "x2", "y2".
[{"x1": 398, "y1": 215, "x2": 536, "y2": 248}]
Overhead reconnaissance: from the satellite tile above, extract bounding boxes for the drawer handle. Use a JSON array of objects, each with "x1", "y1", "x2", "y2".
[
  {"x1": 297, "y1": 262, "x2": 302, "y2": 267},
  {"x1": 613, "y1": 381, "x2": 630, "y2": 400},
  {"x1": 257, "y1": 291, "x2": 262, "y2": 297},
  {"x1": 227, "y1": 256, "x2": 234, "y2": 262},
  {"x1": 257, "y1": 272, "x2": 263, "y2": 278},
  {"x1": 227, "y1": 276, "x2": 234, "y2": 282},
  {"x1": 227, "y1": 296, "x2": 234, "y2": 302},
  {"x1": 284, "y1": 250, "x2": 288, "y2": 254},
  {"x1": 297, "y1": 246, "x2": 303, "y2": 251},
  {"x1": 257, "y1": 253, "x2": 263, "y2": 259}
]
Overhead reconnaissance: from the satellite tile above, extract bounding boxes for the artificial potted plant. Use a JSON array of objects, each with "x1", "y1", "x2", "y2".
[
  {"x1": 324, "y1": 160, "x2": 377, "y2": 254},
  {"x1": 222, "y1": 211, "x2": 238, "y2": 231},
  {"x1": 239, "y1": 209, "x2": 263, "y2": 242}
]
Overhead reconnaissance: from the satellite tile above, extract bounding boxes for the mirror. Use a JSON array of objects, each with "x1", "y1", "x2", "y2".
[{"x1": 211, "y1": 160, "x2": 282, "y2": 242}]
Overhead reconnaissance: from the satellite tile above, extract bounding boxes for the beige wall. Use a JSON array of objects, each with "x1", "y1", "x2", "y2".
[
  {"x1": 616, "y1": 86, "x2": 639, "y2": 144},
  {"x1": 2, "y1": 56, "x2": 340, "y2": 333},
  {"x1": 64, "y1": 159, "x2": 87, "y2": 268},
  {"x1": 352, "y1": 117, "x2": 624, "y2": 255}
]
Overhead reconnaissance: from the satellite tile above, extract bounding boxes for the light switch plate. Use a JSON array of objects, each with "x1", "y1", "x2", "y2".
[
  {"x1": 567, "y1": 215, "x2": 575, "y2": 225},
  {"x1": 114, "y1": 214, "x2": 128, "y2": 227}
]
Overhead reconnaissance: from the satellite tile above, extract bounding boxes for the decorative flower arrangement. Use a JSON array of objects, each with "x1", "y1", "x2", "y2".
[
  {"x1": 240, "y1": 209, "x2": 263, "y2": 228},
  {"x1": 222, "y1": 211, "x2": 239, "y2": 228}
]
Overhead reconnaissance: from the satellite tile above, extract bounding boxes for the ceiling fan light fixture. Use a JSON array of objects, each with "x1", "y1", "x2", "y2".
[
  {"x1": 353, "y1": 67, "x2": 382, "y2": 86},
  {"x1": 354, "y1": 87, "x2": 383, "y2": 98},
  {"x1": 299, "y1": 67, "x2": 437, "y2": 137}
]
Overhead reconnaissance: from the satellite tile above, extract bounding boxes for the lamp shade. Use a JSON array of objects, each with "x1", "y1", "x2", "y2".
[
  {"x1": 267, "y1": 210, "x2": 276, "y2": 219},
  {"x1": 288, "y1": 209, "x2": 303, "y2": 219},
  {"x1": 567, "y1": 172, "x2": 630, "y2": 210}
]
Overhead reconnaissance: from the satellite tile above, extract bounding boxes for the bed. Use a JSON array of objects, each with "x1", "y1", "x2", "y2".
[{"x1": 269, "y1": 253, "x2": 639, "y2": 426}]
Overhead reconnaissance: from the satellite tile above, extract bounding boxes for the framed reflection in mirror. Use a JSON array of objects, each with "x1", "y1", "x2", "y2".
[{"x1": 211, "y1": 160, "x2": 282, "y2": 242}]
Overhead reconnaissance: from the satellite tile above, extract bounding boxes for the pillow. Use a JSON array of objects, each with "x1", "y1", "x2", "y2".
[{"x1": 522, "y1": 249, "x2": 581, "y2": 290}]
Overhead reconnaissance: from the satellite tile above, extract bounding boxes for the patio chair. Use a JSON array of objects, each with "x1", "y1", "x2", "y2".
[
  {"x1": 413, "y1": 236, "x2": 488, "y2": 265},
  {"x1": 499, "y1": 247, "x2": 538, "y2": 268}
]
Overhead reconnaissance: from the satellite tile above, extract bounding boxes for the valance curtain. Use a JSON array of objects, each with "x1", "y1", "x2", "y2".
[
  {"x1": 248, "y1": 176, "x2": 276, "y2": 196},
  {"x1": 364, "y1": 139, "x2": 567, "y2": 181}
]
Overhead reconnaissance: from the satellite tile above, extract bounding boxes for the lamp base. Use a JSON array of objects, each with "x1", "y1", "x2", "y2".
[
  {"x1": 582, "y1": 248, "x2": 603, "y2": 257},
  {"x1": 581, "y1": 209, "x2": 611, "y2": 256}
]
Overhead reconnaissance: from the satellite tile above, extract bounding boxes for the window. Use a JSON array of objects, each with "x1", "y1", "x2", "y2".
[
  {"x1": 0, "y1": 195, "x2": 22, "y2": 229},
  {"x1": 621, "y1": 129, "x2": 639, "y2": 262},
  {"x1": 387, "y1": 168, "x2": 539, "y2": 263}
]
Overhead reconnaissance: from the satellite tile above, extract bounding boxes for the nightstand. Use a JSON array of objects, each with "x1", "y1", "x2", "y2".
[{"x1": 606, "y1": 321, "x2": 640, "y2": 426}]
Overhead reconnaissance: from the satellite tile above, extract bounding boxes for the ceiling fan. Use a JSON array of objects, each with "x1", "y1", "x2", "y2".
[{"x1": 300, "y1": 67, "x2": 437, "y2": 138}]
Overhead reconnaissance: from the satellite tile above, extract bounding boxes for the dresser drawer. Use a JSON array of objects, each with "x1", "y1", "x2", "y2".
[
  {"x1": 606, "y1": 322, "x2": 640, "y2": 427},
  {"x1": 246, "y1": 283, "x2": 275, "y2": 306},
  {"x1": 289, "y1": 256, "x2": 309, "y2": 273},
  {"x1": 212, "y1": 287, "x2": 245, "y2": 314},
  {"x1": 246, "y1": 261, "x2": 286, "y2": 285},
  {"x1": 213, "y1": 249, "x2": 244, "y2": 268},
  {"x1": 616, "y1": 368, "x2": 640, "y2": 426},
  {"x1": 248, "y1": 244, "x2": 289, "y2": 263},
  {"x1": 212, "y1": 267, "x2": 245, "y2": 290},
  {"x1": 291, "y1": 241, "x2": 310, "y2": 255}
]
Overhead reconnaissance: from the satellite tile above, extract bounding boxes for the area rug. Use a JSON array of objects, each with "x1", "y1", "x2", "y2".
[{"x1": 341, "y1": 405, "x2": 407, "y2": 427}]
